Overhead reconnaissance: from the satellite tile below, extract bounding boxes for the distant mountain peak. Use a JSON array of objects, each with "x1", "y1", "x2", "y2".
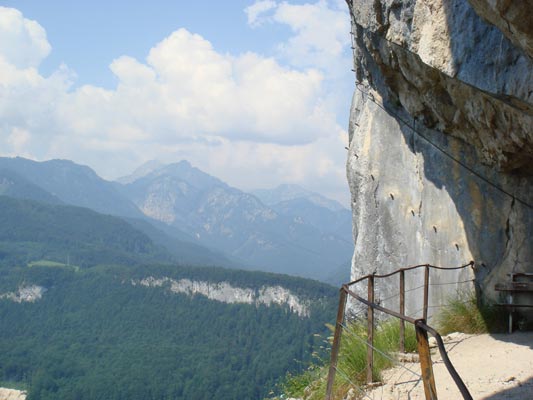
[
  {"x1": 252, "y1": 184, "x2": 346, "y2": 212},
  {"x1": 117, "y1": 160, "x2": 165, "y2": 184},
  {"x1": 176, "y1": 160, "x2": 191, "y2": 168},
  {"x1": 118, "y1": 160, "x2": 207, "y2": 185}
]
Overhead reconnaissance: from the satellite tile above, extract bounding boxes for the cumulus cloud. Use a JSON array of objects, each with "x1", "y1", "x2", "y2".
[
  {"x1": 276, "y1": 1, "x2": 349, "y2": 69},
  {"x1": 53, "y1": 28, "x2": 332, "y2": 147},
  {"x1": 0, "y1": 7, "x2": 51, "y2": 68},
  {"x1": 246, "y1": 0, "x2": 351, "y2": 72},
  {"x1": 0, "y1": 4, "x2": 352, "y2": 204}
]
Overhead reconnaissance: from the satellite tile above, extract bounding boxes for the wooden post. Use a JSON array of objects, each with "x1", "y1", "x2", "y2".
[
  {"x1": 399, "y1": 270, "x2": 405, "y2": 353},
  {"x1": 415, "y1": 320, "x2": 438, "y2": 400},
  {"x1": 367, "y1": 275, "x2": 375, "y2": 384},
  {"x1": 423, "y1": 265, "x2": 429, "y2": 321},
  {"x1": 325, "y1": 286, "x2": 348, "y2": 400},
  {"x1": 508, "y1": 293, "x2": 513, "y2": 334}
]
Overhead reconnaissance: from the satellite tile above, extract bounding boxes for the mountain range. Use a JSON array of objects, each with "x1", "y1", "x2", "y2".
[
  {"x1": 0, "y1": 156, "x2": 353, "y2": 281},
  {"x1": 0, "y1": 156, "x2": 347, "y2": 399}
]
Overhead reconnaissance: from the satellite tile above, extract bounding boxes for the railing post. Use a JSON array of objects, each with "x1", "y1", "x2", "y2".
[
  {"x1": 399, "y1": 270, "x2": 405, "y2": 353},
  {"x1": 325, "y1": 286, "x2": 348, "y2": 400},
  {"x1": 423, "y1": 265, "x2": 429, "y2": 321},
  {"x1": 415, "y1": 319, "x2": 438, "y2": 400},
  {"x1": 366, "y1": 275, "x2": 374, "y2": 384}
]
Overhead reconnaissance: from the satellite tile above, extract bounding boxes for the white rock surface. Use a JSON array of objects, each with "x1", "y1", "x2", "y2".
[
  {"x1": 0, "y1": 388, "x2": 26, "y2": 400},
  {"x1": 0, "y1": 285, "x2": 46, "y2": 303},
  {"x1": 132, "y1": 277, "x2": 310, "y2": 317}
]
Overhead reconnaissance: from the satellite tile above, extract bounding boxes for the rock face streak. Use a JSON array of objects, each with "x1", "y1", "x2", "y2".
[{"x1": 346, "y1": 0, "x2": 532, "y2": 313}]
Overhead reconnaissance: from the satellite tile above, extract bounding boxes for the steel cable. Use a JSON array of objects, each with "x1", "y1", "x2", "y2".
[{"x1": 347, "y1": 22, "x2": 533, "y2": 210}]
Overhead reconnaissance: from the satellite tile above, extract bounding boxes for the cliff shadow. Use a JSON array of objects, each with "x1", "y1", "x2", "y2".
[{"x1": 482, "y1": 377, "x2": 533, "y2": 399}]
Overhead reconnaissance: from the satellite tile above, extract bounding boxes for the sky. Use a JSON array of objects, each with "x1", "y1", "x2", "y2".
[{"x1": 0, "y1": 0, "x2": 354, "y2": 205}]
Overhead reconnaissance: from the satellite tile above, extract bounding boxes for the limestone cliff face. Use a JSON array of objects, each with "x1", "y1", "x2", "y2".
[
  {"x1": 132, "y1": 277, "x2": 311, "y2": 317},
  {"x1": 0, "y1": 388, "x2": 26, "y2": 400},
  {"x1": 346, "y1": 0, "x2": 532, "y2": 313}
]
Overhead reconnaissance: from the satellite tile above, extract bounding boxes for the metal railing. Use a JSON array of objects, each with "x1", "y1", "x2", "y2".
[{"x1": 325, "y1": 261, "x2": 475, "y2": 400}]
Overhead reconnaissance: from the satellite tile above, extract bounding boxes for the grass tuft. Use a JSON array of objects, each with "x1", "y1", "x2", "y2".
[
  {"x1": 272, "y1": 319, "x2": 417, "y2": 400},
  {"x1": 274, "y1": 292, "x2": 508, "y2": 400},
  {"x1": 436, "y1": 292, "x2": 505, "y2": 335}
]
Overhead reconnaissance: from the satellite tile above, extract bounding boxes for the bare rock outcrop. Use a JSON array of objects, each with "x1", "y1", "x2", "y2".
[
  {"x1": 0, "y1": 388, "x2": 26, "y2": 400},
  {"x1": 132, "y1": 277, "x2": 311, "y2": 317},
  {"x1": 346, "y1": 0, "x2": 532, "y2": 313},
  {"x1": 0, "y1": 285, "x2": 46, "y2": 303}
]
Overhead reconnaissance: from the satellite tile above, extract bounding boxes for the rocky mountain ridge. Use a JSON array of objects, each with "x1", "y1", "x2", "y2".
[{"x1": 119, "y1": 160, "x2": 353, "y2": 280}]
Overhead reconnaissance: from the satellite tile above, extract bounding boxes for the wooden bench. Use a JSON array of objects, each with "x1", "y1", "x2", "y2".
[{"x1": 495, "y1": 273, "x2": 533, "y2": 333}]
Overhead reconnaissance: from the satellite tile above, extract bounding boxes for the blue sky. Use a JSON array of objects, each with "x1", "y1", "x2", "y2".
[
  {"x1": 0, "y1": 0, "x2": 354, "y2": 205},
  {"x1": 4, "y1": 1, "x2": 297, "y2": 87}
]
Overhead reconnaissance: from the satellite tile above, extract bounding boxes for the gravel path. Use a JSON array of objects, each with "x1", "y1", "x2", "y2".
[{"x1": 367, "y1": 332, "x2": 533, "y2": 400}]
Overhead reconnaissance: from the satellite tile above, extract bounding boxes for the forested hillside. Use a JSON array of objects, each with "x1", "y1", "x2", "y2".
[
  {"x1": 0, "y1": 264, "x2": 336, "y2": 400},
  {"x1": 0, "y1": 196, "x2": 169, "y2": 268}
]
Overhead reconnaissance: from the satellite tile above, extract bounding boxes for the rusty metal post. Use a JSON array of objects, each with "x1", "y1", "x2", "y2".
[
  {"x1": 325, "y1": 286, "x2": 348, "y2": 400},
  {"x1": 415, "y1": 319, "x2": 438, "y2": 400},
  {"x1": 399, "y1": 270, "x2": 405, "y2": 353},
  {"x1": 423, "y1": 265, "x2": 429, "y2": 321},
  {"x1": 366, "y1": 275, "x2": 375, "y2": 384}
]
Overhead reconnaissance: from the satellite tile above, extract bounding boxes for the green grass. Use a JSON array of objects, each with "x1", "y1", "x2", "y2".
[
  {"x1": 28, "y1": 259, "x2": 80, "y2": 271},
  {"x1": 273, "y1": 319, "x2": 417, "y2": 400},
  {"x1": 435, "y1": 292, "x2": 505, "y2": 334}
]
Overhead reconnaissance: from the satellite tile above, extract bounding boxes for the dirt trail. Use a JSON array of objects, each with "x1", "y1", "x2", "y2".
[{"x1": 367, "y1": 332, "x2": 533, "y2": 400}]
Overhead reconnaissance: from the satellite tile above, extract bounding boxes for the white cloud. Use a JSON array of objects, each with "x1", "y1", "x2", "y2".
[
  {"x1": 275, "y1": 1, "x2": 349, "y2": 70},
  {"x1": 246, "y1": 0, "x2": 351, "y2": 73},
  {"x1": 57, "y1": 28, "x2": 332, "y2": 146},
  {"x1": 7, "y1": 127, "x2": 31, "y2": 151},
  {"x1": 0, "y1": 7, "x2": 51, "y2": 68},
  {"x1": 0, "y1": 4, "x2": 352, "y2": 205},
  {"x1": 245, "y1": 0, "x2": 277, "y2": 27}
]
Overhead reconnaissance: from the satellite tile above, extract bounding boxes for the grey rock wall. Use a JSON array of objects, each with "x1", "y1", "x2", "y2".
[{"x1": 346, "y1": 0, "x2": 532, "y2": 316}]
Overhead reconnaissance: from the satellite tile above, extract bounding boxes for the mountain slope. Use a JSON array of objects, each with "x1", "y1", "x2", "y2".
[
  {"x1": 123, "y1": 217, "x2": 241, "y2": 268},
  {"x1": 270, "y1": 197, "x2": 353, "y2": 239},
  {"x1": 120, "y1": 162, "x2": 353, "y2": 280},
  {"x1": 0, "y1": 157, "x2": 238, "y2": 268},
  {"x1": 0, "y1": 168, "x2": 63, "y2": 205},
  {"x1": 0, "y1": 157, "x2": 143, "y2": 218},
  {"x1": 252, "y1": 183, "x2": 346, "y2": 212},
  {"x1": 116, "y1": 159, "x2": 164, "y2": 184},
  {"x1": 0, "y1": 196, "x2": 169, "y2": 267}
]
